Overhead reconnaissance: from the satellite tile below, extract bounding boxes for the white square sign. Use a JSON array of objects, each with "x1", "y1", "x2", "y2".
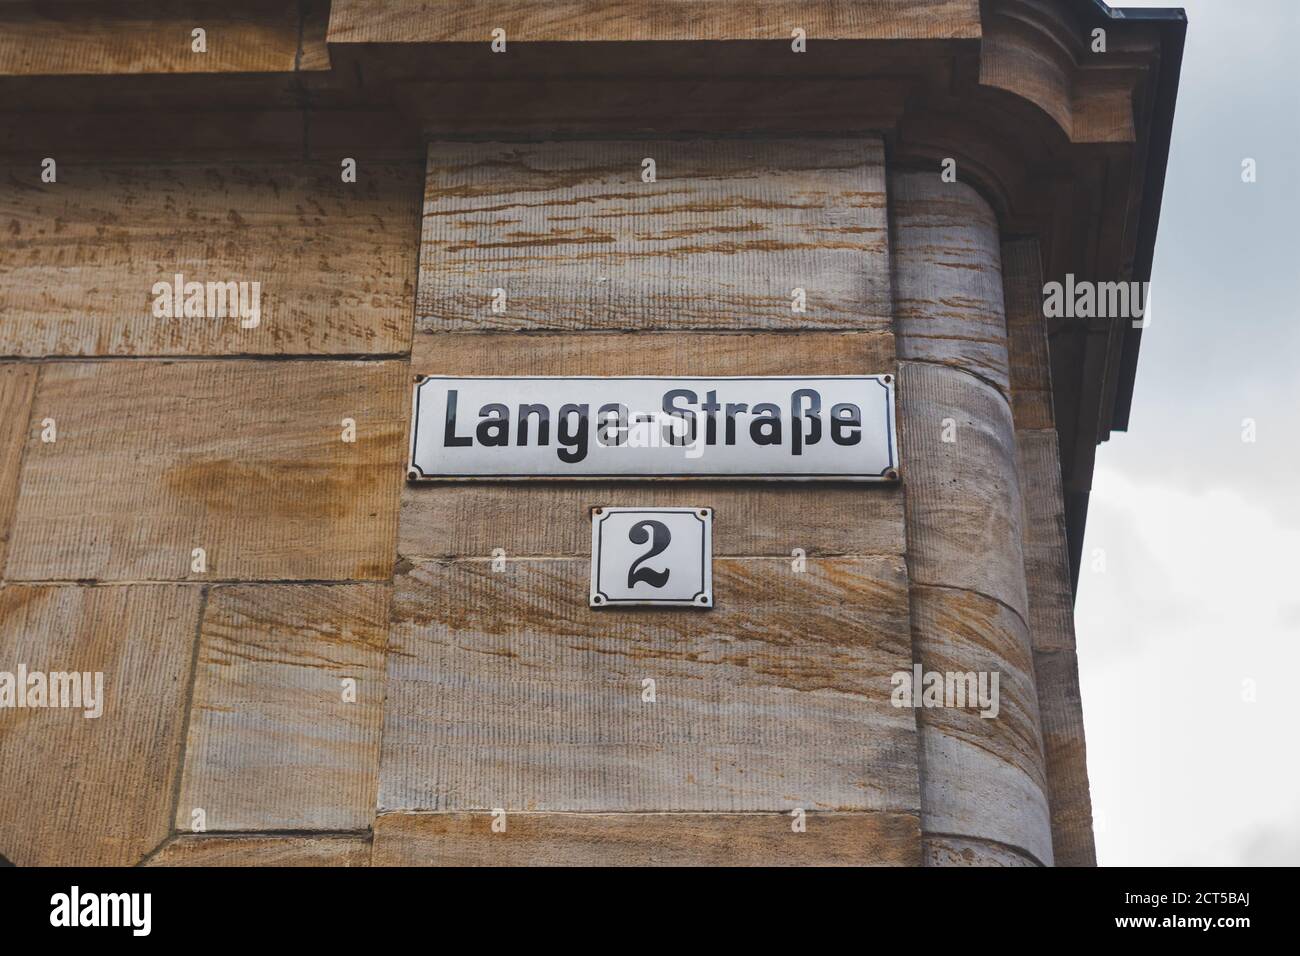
[{"x1": 590, "y1": 507, "x2": 713, "y2": 608}]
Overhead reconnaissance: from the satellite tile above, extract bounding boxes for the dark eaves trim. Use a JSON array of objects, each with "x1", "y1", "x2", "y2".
[
  {"x1": 1087, "y1": 1, "x2": 1188, "y2": 433},
  {"x1": 1061, "y1": 2, "x2": 1186, "y2": 592}
]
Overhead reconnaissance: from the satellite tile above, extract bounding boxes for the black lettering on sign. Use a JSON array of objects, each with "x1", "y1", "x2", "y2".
[
  {"x1": 444, "y1": 390, "x2": 473, "y2": 447},
  {"x1": 627, "y1": 520, "x2": 672, "y2": 589}
]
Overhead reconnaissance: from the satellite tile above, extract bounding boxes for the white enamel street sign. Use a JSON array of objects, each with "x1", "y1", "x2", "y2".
[
  {"x1": 590, "y1": 507, "x2": 713, "y2": 608},
  {"x1": 408, "y1": 375, "x2": 898, "y2": 481}
]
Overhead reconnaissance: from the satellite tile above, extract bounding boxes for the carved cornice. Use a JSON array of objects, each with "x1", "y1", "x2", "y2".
[{"x1": 980, "y1": 0, "x2": 1162, "y2": 144}]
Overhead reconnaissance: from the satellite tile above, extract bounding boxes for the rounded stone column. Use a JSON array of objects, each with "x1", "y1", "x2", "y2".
[{"x1": 891, "y1": 171, "x2": 1053, "y2": 866}]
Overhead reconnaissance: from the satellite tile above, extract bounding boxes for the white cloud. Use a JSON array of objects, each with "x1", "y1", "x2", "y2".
[{"x1": 1077, "y1": 467, "x2": 1300, "y2": 865}]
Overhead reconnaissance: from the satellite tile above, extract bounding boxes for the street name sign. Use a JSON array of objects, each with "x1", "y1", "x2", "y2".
[{"x1": 408, "y1": 375, "x2": 898, "y2": 481}]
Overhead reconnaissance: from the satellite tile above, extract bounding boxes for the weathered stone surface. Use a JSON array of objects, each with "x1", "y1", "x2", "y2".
[
  {"x1": 373, "y1": 811, "x2": 922, "y2": 866},
  {"x1": 411, "y1": 330, "x2": 896, "y2": 376},
  {"x1": 1002, "y1": 238, "x2": 1054, "y2": 430},
  {"x1": 0, "y1": 164, "x2": 420, "y2": 357},
  {"x1": 910, "y1": 585, "x2": 1046, "y2": 791},
  {"x1": 380, "y1": 556, "x2": 919, "y2": 813},
  {"x1": 1017, "y1": 429, "x2": 1075, "y2": 652},
  {"x1": 0, "y1": 584, "x2": 202, "y2": 866},
  {"x1": 146, "y1": 834, "x2": 371, "y2": 867},
  {"x1": 1034, "y1": 648, "x2": 1097, "y2": 866},
  {"x1": 382, "y1": 132, "x2": 922, "y2": 863},
  {"x1": 919, "y1": 730, "x2": 1052, "y2": 866},
  {"x1": 1017, "y1": 427, "x2": 1095, "y2": 865},
  {"x1": 329, "y1": 0, "x2": 982, "y2": 43},
  {"x1": 417, "y1": 138, "x2": 891, "y2": 332},
  {"x1": 1001, "y1": 229, "x2": 1095, "y2": 865},
  {"x1": 898, "y1": 360, "x2": 1029, "y2": 619},
  {"x1": 891, "y1": 174, "x2": 1010, "y2": 394},
  {"x1": 6, "y1": 360, "x2": 407, "y2": 582},
  {"x1": 909, "y1": 585, "x2": 1052, "y2": 865},
  {"x1": 0, "y1": 365, "x2": 37, "y2": 575},
  {"x1": 0, "y1": 1, "x2": 321, "y2": 76},
  {"x1": 175, "y1": 584, "x2": 390, "y2": 832},
  {"x1": 400, "y1": 483, "x2": 905, "y2": 562},
  {"x1": 895, "y1": 196, "x2": 1055, "y2": 864},
  {"x1": 923, "y1": 834, "x2": 1040, "y2": 867}
]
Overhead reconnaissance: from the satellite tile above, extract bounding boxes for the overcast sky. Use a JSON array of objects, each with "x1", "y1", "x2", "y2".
[{"x1": 1076, "y1": 0, "x2": 1300, "y2": 865}]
